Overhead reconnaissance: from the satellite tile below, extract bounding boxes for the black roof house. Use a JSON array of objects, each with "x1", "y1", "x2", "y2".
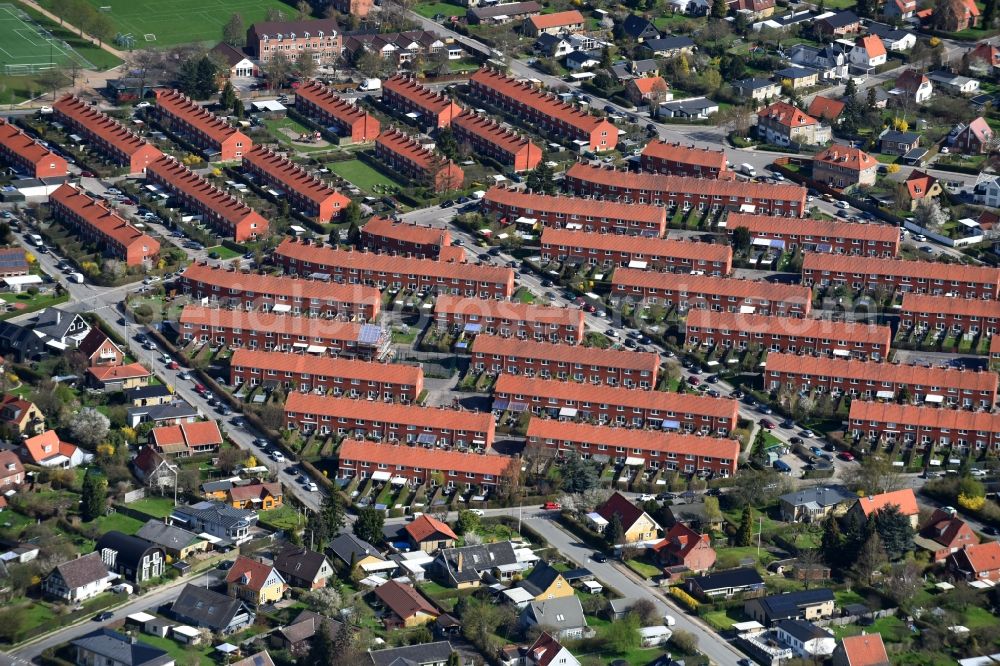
[
  {"x1": 95, "y1": 531, "x2": 165, "y2": 584},
  {"x1": 171, "y1": 583, "x2": 255, "y2": 634},
  {"x1": 687, "y1": 567, "x2": 765, "y2": 598}
]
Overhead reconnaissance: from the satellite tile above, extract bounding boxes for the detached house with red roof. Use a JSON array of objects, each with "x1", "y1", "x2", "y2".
[
  {"x1": 653, "y1": 523, "x2": 716, "y2": 572},
  {"x1": 524, "y1": 10, "x2": 585, "y2": 36},
  {"x1": 243, "y1": 147, "x2": 349, "y2": 223},
  {"x1": 807, "y1": 96, "x2": 846, "y2": 124},
  {"x1": 595, "y1": 492, "x2": 661, "y2": 544},
  {"x1": 968, "y1": 42, "x2": 1000, "y2": 75},
  {"x1": 0, "y1": 118, "x2": 67, "y2": 179},
  {"x1": 77, "y1": 328, "x2": 124, "y2": 368},
  {"x1": 151, "y1": 421, "x2": 224, "y2": 456},
  {"x1": 812, "y1": 146, "x2": 878, "y2": 189},
  {"x1": 952, "y1": 117, "x2": 994, "y2": 154},
  {"x1": 756, "y1": 102, "x2": 830, "y2": 147},
  {"x1": 893, "y1": 69, "x2": 933, "y2": 103},
  {"x1": 884, "y1": 0, "x2": 917, "y2": 18},
  {"x1": 832, "y1": 633, "x2": 890, "y2": 666},
  {"x1": 53, "y1": 95, "x2": 162, "y2": 174},
  {"x1": 0, "y1": 450, "x2": 24, "y2": 491},
  {"x1": 21, "y1": 430, "x2": 88, "y2": 468},
  {"x1": 932, "y1": 0, "x2": 980, "y2": 31},
  {"x1": 154, "y1": 89, "x2": 251, "y2": 161},
  {"x1": 846, "y1": 488, "x2": 919, "y2": 529},
  {"x1": 226, "y1": 556, "x2": 287, "y2": 606},
  {"x1": 626, "y1": 76, "x2": 671, "y2": 107},
  {"x1": 405, "y1": 514, "x2": 458, "y2": 553},
  {"x1": 917, "y1": 508, "x2": 978, "y2": 561},
  {"x1": 949, "y1": 540, "x2": 1000, "y2": 582},
  {"x1": 849, "y1": 35, "x2": 888, "y2": 70},
  {"x1": 0, "y1": 395, "x2": 43, "y2": 436},
  {"x1": 87, "y1": 362, "x2": 152, "y2": 392},
  {"x1": 227, "y1": 482, "x2": 283, "y2": 510},
  {"x1": 902, "y1": 170, "x2": 942, "y2": 211}
]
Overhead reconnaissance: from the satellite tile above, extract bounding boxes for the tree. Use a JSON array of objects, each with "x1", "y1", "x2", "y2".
[
  {"x1": 222, "y1": 13, "x2": 246, "y2": 46},
  {"x1": 219, "y1": 80, "x2": 238, "y2": 110},
  {"x1": 561, "y1": 454, "x2": 597, "y2": 493},
  {"x1": 343, "y1": 200, "x2": 362, "y2": 227},
  {"x1": 851, "y1": 529, "x2": 888, "y2": 585},
  {"x1": 883, "y1": 560, "x2": 922, "y2": 605},
  {"x1": 263, "y1": 52, "x2": 292, "y2": 88},
  {"x1": 607, "y1": 613, "x2": 641, "y2": 652},
  {"x1": 232, "y1": 96, "x2": 244, "y2": 119},
  {"x1": 296, "y1": 50, "x2": 317, "y2": 79},
  {"x1": 913, "y1": 198, "x2": 948, "y2": 231},
  {"x1": 195, "y1": 56, "x2": 219, "y2": 98},
  {"x1": 265, "y1": 6, "x2": 285, "y2": 21},
  {"x1": 671, "y1": 629, "x2": 699, "y2": 654},
  {"x1": 703, "y1": 496, "x2": 723, "y2": 526},
  {"x1": 81, "y1": 470, "x2": 107, "y2": 522},
  {"x1": 353, "y1": 506, "x2": 385, "y2": 544},
  {"x1": 69, "y1": 407, "x2": 110, "y2": 448},
  {"x1": 38, "y1": 68, "x2": 67, "y2": 100},
  {"x1": 712, "y1": 0, "x2": 729, "y2": 18},
  {"x1": 736, "y1": 505, "x2": 753, "y2": 546},
  {"x1": 821, "y1": 513, "x2": 844, "y2": 568},
  {"x1": 85, "y1": 12, "x2": 114, "y2": 46},
  {"x1": 0, "y1": 609, "x2": 25, "y2": 644},
  {"x1": 873, "y1": 505, "x2": 914, "y2": 560},
  {"x1": 526, "y1": 162, "x2": 556, "y2": 195},
  {"x1": 932, "y1": 0, "x2": 964, "y2": 29},
  {"x1": 297, "y1": 0, "x2": 311, "y2": 18},
  {"x1": 606, "y1": 512, "x2": 625, "y2": 548},
  {"x1": 629, "y1": 599, "x2": 659, "y2": 626},
  {"x1": 846, "y1": 453, "x2": 904, "y2": 495},
  {"x1": 308, "y1": 612, "x2": 336, "y2": 664},
  {"x1": 732, "y1": 226, "x2": 752, "y2": 252},
  {"x1": 311, "y1": 491, "x2": 345, "y2": 548},
  {"x1": 456, "y1": 510, "x2": 481, "y2": 535}
]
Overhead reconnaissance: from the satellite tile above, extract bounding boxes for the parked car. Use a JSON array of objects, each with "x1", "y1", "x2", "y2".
[
  {"x1": 838, "y1": 452, "x2": 855, "y2": 462},
  {"x1": 93, "y1": 612, "x2": 113, "y2": 622},
  {"x1": 592, "y1": 551, "x2": 608, "y2": 563},
  {"x1": 542, "y1": 501, "x2": 562, "y2": 510},
  {"x1": 760, "y1": 419, "x2": 775, "y2": 430}
]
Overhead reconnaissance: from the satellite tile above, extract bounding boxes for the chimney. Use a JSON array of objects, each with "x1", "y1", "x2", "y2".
[{"x1": 457, "y1": 551, "x2": 464, "y2": 570}]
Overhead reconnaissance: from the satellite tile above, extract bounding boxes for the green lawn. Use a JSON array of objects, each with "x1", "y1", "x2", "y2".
[
  {"x1": 0, "y1": 290, "x2": 70, "y2": 321},
  {"x1": 138, "y1": 631, "x2": 216, "y2": 666},
  {"x1": 412, "y1": 1, "x2": 465, "y2": 18},
  {"x1": 262, "y1": 117, "x2": 332, "y2": 153},
  {"x1": 625, "y1": 559, "x2": 662, "y2": 579},
  {"x1": 90, "y1": 511, "x2": 145, "y2": 535},
  {"x1": 831, "y1": 615, "x2": 910, "y2": 642},
  {"x1": 206, "y1": 245, "x2": 241, "y2": 260},
  {"x1": 329, "y1": 158, "x2": 405, "y2": 194},
  {"x1": 703, "y1": 606, "x2": 748, "y2": 630},
  {"x1": 260, "y1": 505, "x2": 306, "y2": 531},
  {"x1": 128, "y1": 496, "x2": 176, "y2": 519}
]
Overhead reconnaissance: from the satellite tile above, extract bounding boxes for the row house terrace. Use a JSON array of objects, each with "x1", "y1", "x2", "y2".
[
  {"x1": 294, "y1": 81, "x2": 380, "y2": 143},
  {"x1": 639, "y1": 141, "x2": 728, "y2": 178},
  {"x1": 337, "y1": 439, "x2": 512, "y2": 490},
  {"x1": 468, "y1": 68, "x2": 618, "y2": 152},
  {"x1": 274, "y1": 237, "x2": 515, "y2": 299},
  {"x1": 382, "y1": 75, "x2": 463, "y2": 128},
  {"x1": 374, "y1": 128, "x2": 464, "y2": 192},
  {"x1": 147, "y1": 155, "x2": 267, "y2": 242},
  {"x1": 434, "y1": 294, "x2": 584, "y2": 344},
  {"x1": 526, "y1": 418, "x2": 739, "y2": 476},
  {"x1": 229, "y1": 349, "x2": 422, "y2": 402},
  {"x1": 359, "y1": 216, "x2": 458, "y2": 260},
  {"x1": 540, "y1": 227, "x2": 732, "y2": 275},
  {"x1": 451, "y1": 111, "x2": 542, "y2": 173},
  {"x1": 765, "y1": 352, "x2": 998, "y2": 408},
  {"x1": 0, "y1": 118, "x2": 67, "y2": 179},
  {"x1": 801, "y1": 254, "x2": 1000, "y2": 300},
  {"x1": 564, "y1": 162, "x2": 807, "y2": 217},
  {"x1": 723, "y1": 213, "x2": 900, "y2": 257},
  {"x1": 243, "y1": 146, "x2": 349, "y2": 223},
  {"x1": 685, "y1": 310, "x2": 891, "y2": 360},
  {"x1": 179, "y1": 263, "x2": 380, "y2": 321},
  {"x1": 612, "y1": 269, "x2": 813, "y2": 317},
  {"x1": 49, "y1": 184, "x2": 159, "y2": 266},
  {"x1": 246, "y1": 18, "x2": 342, "y2": 64},
  {"x1": 285, "y1": 392, "x2": 495, "y2": 447},
  {"x1": 849, "y1": 401, "x2": 1000, "y2": 451},
  {"x1": 153, "y1": 89, "x2": 251, "y2": 161},
  {"x1": 52, "y1": 95, "x2": 162, "y2": 175},
  {"x1": 177, "y1": 305, "x2": 391, "y2": 360},
  {"x1": 900, "y1": 293, "x2": 1000, "y2": 334},
  {"x1": 493, "y1": 374, "x2": 739, "y2": 435},
  {"x1": 483, "y1": 187, "x2": 666, "y2": 237},
  {"x1": 470, "y1": 334, "x2": 659, "y2": 387}
]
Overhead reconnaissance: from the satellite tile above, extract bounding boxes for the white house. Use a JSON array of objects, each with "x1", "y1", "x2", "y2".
[
  {"x1": 43, "y1": 552, "x2": 116, "y2": 602},
  {"x1": 928, "y1": 71, "x2": 981, "y2": 95},
  {"x1": 776, "y1": 620, "x2": 836, "y2": 658},
  {"x1": 670, "y1": 0, "x2": 710, "y2": 13},
  {"x1": 850, "y1": 35, "x2": 887, "y2": 69},
  {"x1": 974, "y1": 173, "x2": 1000, "y2": 208}
]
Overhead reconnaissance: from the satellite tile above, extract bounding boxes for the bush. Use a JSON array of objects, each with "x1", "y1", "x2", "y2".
[
  {"x1": 670, "y1": 586, "x2": 700, "y2": 611},
  {"x1": 670, "y1": 629, "x2": 700, "y2": 655}
]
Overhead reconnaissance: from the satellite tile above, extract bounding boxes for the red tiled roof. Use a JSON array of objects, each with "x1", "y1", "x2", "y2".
[
  {"x1": 152, "y1": 421, "x2": 223, "y2": 450},
  {"x1": 856, "y1": 488, "x2": 918, "y2": 517},
  {"x1": 178, "y1": 305, "x2": 366, "y2": 340},
  {"x1": 53, "y1": 95, "x2": 161, "y2": 160},
  {"x1": 726, "y1": 212, "x2": 898, "y2": 244},
  {"x1": 405, "y1": 514, "x2": 458, "y2": 542},
  {"x1": 374, "y1": 580, "x2": 438, "y2": 620},
  {"x1": 154, "y1": 89, "x2": 250, "y2": 146},
  {"x1": 541, "y1": 227, "x2": 731, "y2": 265},
  {"x1": 529, "y1": 9, "x2": 584, "y2": 29},
  {"x1": 631, "y1": 76, "x2": 669, "y2": 95},
  {"x1": 921, "y1": 509, "x2": 976, "y2": 548},
  {"x1": 857, "y1": 34, "x2": 887, "y2": 58},
  {"x1": 148, "y1": 155, "x2": 268, "y2": 231},
  {"x1": 434, "y1": 294, "x2": 583, "y2": 328},
  {"x1": 565, "y1": 162, "x2": 807, "y2": 205},
  {"x1": 23, "y1": 430, "x2": 75, "y2": 465},
  {"x1": 383, "y1": 75, "x2": 462, "y2": 119},
  {"x1": 596, "y1": 491, "x2": 651, "y2": 532},
  {"x1": 244, "y1": 146, "x2": 349, "y2": 209},
  {"x1": 962, "y1": 0, "x2": 981, "y2": 17},
  {"x1": 473, "y1": 333, "x2": 659, "y2": 372},
  {"x1": 87, "y1": 362, "x2": 151, "y2": 382},
  {"x1": 526, "y1": 418, "x2": 740, "y2": 459},
  {"x1": 226, "y1": 556, "x2": 280, "y2": 592},
  {"x1": 806, "y1": 96, "x2": 846, "y2": 121},
  {"x1": 849, "y1": 400, "x2": 1000, "y2": 432},
  {"x1": 50, "y1": 184, "x2": 160, "y2": 255},
  {"x1": 485, "y1": 187, "x2": 666, "y2": 226},
  {"x1": 839, "y1": 634, "x2": 889, "y2": 666},
  {"x1": 181, "y1": 263, "x2": 381, "y2": 309},
  {"x1": 654, "y1": 523, "x2": 710, "y2": 559},
  {"x1": 230, "y1": 349, "x2": 422, "y2": 384},
  {"x1": 528, "y1": 633, "x2": 567, "y2": 666},
  {"x1": 294, "y1": 81, "x2": 379, "y2": 134},
  {"x1": 970, "y1": 42, "x2": 1000, "y2": 67},
  {"x1": 767, "y1": 352, "x2": 998, "y2": 393},
  {"x1": 362, "y1": 216, "x2": 450, "y2": 247},
  {"x1": 905, "y1": 170, "x2": 937, "y2": 200},
  {"x1": 0, "y1": 118, "x2": 67, "y2": 172},
  {"x1": 960, "y1": 117, "x2": 993, "y2": 144},
  {"x1": 895, "y1": 69, "x2": 929, "y2": 92},
  {"x1": 275, "y1": 238, "x2": 514, "y2": 286},
  {"x1": 453, "y1": 110, "x2": 540, "y2": 158},
  {"x1": 285, "y1": 392, "x2": 493, "y2": 432},
  {"x1": 686, "y1": 309, "x2": 890, "y2": 345},
  {"x1": 640, "y1": 140, "x2": 725, "y2": 170},
  {"x1": 339, "y1": 438, "x2": 512, "y2": 476},
  {"x1": 814, "y1": 146, "x2": 878, "y2": 172},
  {"x1": 376, "y1": 127, "x2": 458, "y2": 174},
  {"x1": 613, "y1": 268, "x2": 812, "y2": 304},
  {"x1": 802, "y1": 253, "x2": 1000, "y2": 289},
  {"x1": 757, "y1": 101, "x2": 819, "y2": 128},
  {"x1": 228, "y1": 482, "x2": 282, "y2": 503},
  {"x1": 954, "y1": 541, "x2": 1000, "y2": 574},
  {"x1": 495, "y1": 374, "x2": 739, "y2": 419}
]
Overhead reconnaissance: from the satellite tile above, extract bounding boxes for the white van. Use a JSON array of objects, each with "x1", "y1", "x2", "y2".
[{"x1": 740, "y1": 163, "x2": 757, "y2": 177}]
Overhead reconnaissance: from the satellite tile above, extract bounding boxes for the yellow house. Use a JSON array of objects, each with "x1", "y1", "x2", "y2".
[
  {"x1": 226, "y1": 556, "x2": 287, "y2": 606},
  {"x1": 596, "y1": 492, "x2": 662, "y2": 544},
  {"x1": 227, "y1": 482, "x2": 283, "y2": 510},
  {"x1": 374, "y1": 580, "x2": 440, "y2": 629},
  {"x1": 518, "y1": 562, "x2": 574, "y2": 601}
]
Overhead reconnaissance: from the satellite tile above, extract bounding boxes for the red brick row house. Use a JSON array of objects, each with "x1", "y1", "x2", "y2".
[
  {"x1": 337, "y1": 439, "x2": 512, "y2": 490},
  {"x1": 564, "y1": 162, "x2": 807, "y2": 217},
  {"x1": 243, "y1": 147, "x2": 349, "y2": 223},
  {"x1": 639, "y1": 141, "x2": 728, "y2": 178},
  {"x1": 612, "y1": 269, "x2": 812, "y2": 317},
  {"x1": 493, "y1": 375, "x2": 739, "y2": 435},
  {"x1": 52, "y1": 95, "x2": 161, "y2": 174},
  {"x1": 285, "y1": 392, "x2": 495, "y2": 447},
  {"x1": 525, "y1": 418, "x2": 739, "y2": 476},
  {"x1": 375, "y1": 128, "x2": 464, "y2": 192},
  {"x1": 229, "y1": 348, "x2": 423, "y2": 402},
  {"x1": 274, "y1": 238, "x2": 515, "y2": 299},
  {"x1": 766, "y1": 353, "x2": 998, "y2": 408},
  {"x1": 919, "y1": 508, "x2": 978, "y2": 562},
  {"x1": 153, "y1": 89, "x2": 252, "y2": 161},
  {"x1": 49, "y1": 184, "x2": 160, "y2": 266},
  {"x1": 0, "y1": 118, "x2": 67, "y2": 179},
  {"x1": 899, "y1": 293, "x2": 1000, "y2": 334},
  {"x1": 434, "y1": 294, "x2": 584, "y2": 345},
  {"x1": 724, "y1": 213, "x2": 900, "y2": 257},
  {"x1": 179, "y1": 263, "x2": 381, "y2": 321},
  {"x1": 470, "y1": 334, "x2": 660, "y2": 388},
  {"x1": 540, "y1": 227, "x2": 732, "y2": 275},
  {"x1": 294, "y1": 81, "x2": 381, "y2": 143},
  {"x1": 359, "y1": 216, "x2": 457, "y2": 260},
  {"x1": 451, "y1": 111, "x2": 542, "y2": 173},
  {"x1": 685, "y1": 310, "x2": 891, "y2": 360},
  {"x1": 802, "y1": 254, "x2": 1000, "y2": 300},
  {"x1": 177, "y1": 306, "x2": 390, "y2": 359},
  {"x1": 849, "y1": 400, "x2": 1000, "y2": 451},
  {"x1": 382, "y1": 75, "x2": 463, "y2": 128},
  {"x1": 483, "y1": 186, "x2": 666, "y2": 237},
  {"x1": 468, "y1": 68, "x2": 618, "y2": 152},
  {"x1": 147, "y1": 155, "x2": 268, "y2": 242},
  {"x1": 246, "y1": 18, "x2": 344, "y2": 64}
]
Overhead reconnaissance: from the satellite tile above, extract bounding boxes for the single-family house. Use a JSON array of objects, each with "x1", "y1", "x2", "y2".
[
  {"x1": 131, "y1": 447, "x2": 179, "y2": 489},
  {"x1": 950, "y1": 541, "x2": 1000, "y2": 581},
  {"x1": 621, "y1": 14, "x2": 661, "y2": 41},
  {"x1": 32, "y1": 309, "x2": 89, "y2": 348},
  {"x1": 125, "y1": 385, "x2": 174, "y2": 407},
  {"x1": 734, "y1": 78, "x2": 781, "y2": 101},
  {"x1": 564, "y1": 51, "x2": 601, "y2": 71},
  {"x1": 657, "y1": 97, "x2": 718, "y2": 119},
  {"x1": 226, "y1": 556, "x2": 287, "y2": 606},
  {"x1": 866, "y1": 22, "x2": 916, "y2": 50},
  {"x1": 850, "y1": 35, "x2": 888, "y2": 70},
  {"x1": 327, "y1": 532, "x2": 390, "y2": 574},
  {"x1": 169, "y1": 501, "x2": 258, "y2": 545},
  {"x1": 902, "y1": 170, "x2": 942, "y2": 211},
  {"x1": 930, "y1": 0, "x2": 980, "y2": 32},
  {"x1": 374, "y1": 580, "x2": 439, "y2": 628},
  {"x1": 72, "y1": 629, "x2": 173, "y2": 666},
  {"x1": 757, "y1": 101, "x2": 830, "y2": 146},
  {"x1": 43, "y1": 552, "x2": 115, "y2": 602},
  {"x1": 776, "y1": 619, "x2": 836, "y2": 657},
  {"x1": 670, "y1": 0, "x2": 711, "y2": 13},
  {"x1": 774, "y1": 66, "x2": 819, "y2": 89},
  {"x1": 368, "y1": 642, "x2": 454, "y2": 666},
  {"x1": 22, "y1": 430, "x2": 88, "y2": 468},
  {"x1": 517, "y1": 562, "x2": 574, "y2": 601},
  {"x1": 808, "y1": 96, "x2": 846, "y2": 124},
  {"x1": 270, "y1": 609, "x2": 343, "y2": 655},
  {"x1": 687, "y1": 567, "x2": 764, "y2": 599},
  {"x1": 627, "y1": 76, "x2": 671, "y2": 106},
  {"x1": 0, "y1": 450, "x2": 24, "y2": 491},
  {"x1": 745, "y1": 589, "x2": 836, "y2": 625},
  {"x1": 788, "y1": 43, "x2": 850, "y2": 81},
  {"x1": 127, "y1": 402, "x2": 200, "y2": 429},
  {"x1": 892, "y1": 69, "x2": 934, "y2": 104},
  {"x1": 523, "y1": 633, "x2": 580, "y2": 666},
  {"x1": 968, "y1": 42, "x2": 1000, "y2": 75},
  {"x1": 77, "y1": 328, "x2": 124, "y2": 368},
  {"x1": 952, "y1": 117, "x2": 995, "y2": 153},
  {"x1": 816, "y1": 10, "x2": 862, "y2": 36},
  {"x1": 975, "y1": 172, "x2": 1000, "y2": 207},
  {"x1": 0, "y1": 395, "x2": 43, "y2": 436},
  {"x1": 917, "y1": 508, "x2": 978, "y2": 561},
  {"x1": 595, "y1": 492, "x2": 661, "y2": 545},
  {"x1": 878, "y1": 129, "x2": 921, "y2": 155},
  {"x1": 96, "y1": 531, "x2": 166, "y2": 584},
  {"x1": 884, "y1": 0, "x2": 916, "y2": 19},
  {"x1": 226, "y1": 482, "x2": 283, "y2": 510},
  {"x1": 641, "y1": 36, "x2": 696, "y2": 57},
  {"x1": 652, "y1": 523, "x2": 716, "y2": 572},
  {"x1": 273, "y1": 547, "x2": 335, "y2": 589},
  {"x1": 730, "y1": 0, "x2": 776, "y2": 18},
  {"x1": 171, "y1": 584, "x2": 256, "y2": 634},
  {"x1": 524, "y1": 10, "x2": 585, "y2": 37},
  {"x1": 404, "y1": 514, "x2": 458, "y2": 554},
  {"x1": 779, "y1": 486, "x2": 856, "y2": 523},
  {"x1": 432, "y1": 542, "x2": 521, "y2": 588},
  {"x1": 928, "y1": 70, "x2": 980, "y2": 95},
  {"x1": 846, "y1": 488, "x2": 919, "y2": 529},
  {"x1": 533, "y1": 34, "x2": 573, "y2": 58},
  {"x1": 87, "y1": 363, "x2": 152, "y2": 392},
  {"x1": 520, "y1": 595, "x2": 589, "y2": 640},
  {"x1": 832, "y1": 633, "x2": 890, "y2": 666},
  {"x1": 812, "y1": 145, "x2": 878, "y2": 189},
  {"x1": 136, "y1": 520, "x2": 208, "y2": 560}
]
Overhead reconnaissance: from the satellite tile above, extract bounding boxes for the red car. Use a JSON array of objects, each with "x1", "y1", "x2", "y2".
[
  {"x1": 688, "y1": 376, "x2": 701, "y2": 386},
  {"x1": 193, "y1": 383, "x2": 206, "y2": 394},
  {"x1": 760, "y1": 419, "x2": 775, "y2": 430},
  {"x1": 168, "y1": 361, "x2": 180, "y2": 370},
  {"x1": 543, "y1": 501, "x2": 562, "y2": 510},
  {"x1": 838, "y1": 452, "x2": 855, "y2": 462}
]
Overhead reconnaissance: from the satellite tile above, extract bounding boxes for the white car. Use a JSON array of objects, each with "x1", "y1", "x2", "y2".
[
  {"x1": 271, "y1": 451, "x2": 285, "y2": 463},
  {"x1": 135, "y1": 101, "x2": 151, "y2": 109},
  {"x1": 39, "y1": 106, "x2": 53, "y2": 114},
  {"x1": 638, "y1": 493, "x2": 655, "y2": 502},
  {"x1": 306, "y1": 482, "x2": 318, "y2": 492},
  {"x1": 468, "y1": 509, "x2": 485, "y2": 516},
  {"x1": 836, "y1": 200, "x2": 850, "y2": 209}
]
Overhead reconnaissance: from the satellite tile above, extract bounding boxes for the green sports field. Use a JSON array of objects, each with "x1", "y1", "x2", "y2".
[
  {"x1": 0, "y1": 3, "x2": 93, "y2": 75},
  {"x1": 67, "y1": 0, "x2": 295, "y2": 47}
]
